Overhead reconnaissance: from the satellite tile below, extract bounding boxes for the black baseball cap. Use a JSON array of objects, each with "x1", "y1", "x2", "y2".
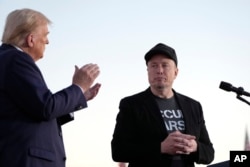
[{"x1": 144, "y1": 43, "x2": 178, "y2": 66}]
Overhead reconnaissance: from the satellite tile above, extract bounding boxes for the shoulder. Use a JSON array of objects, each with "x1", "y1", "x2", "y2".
[
  {"x1": 0, "y1": 44, "x2": 33, "y2": 63},
  {"x1": 174, "y1": 90, "x2": 201, "y2": 105},
  {"x1": 0, "y1": 45, "x2": 37, "y2": 77},
  {"x1": 174, "y1": 91, "x2": 204, "y2": 116},
  {"x1": 121, "y1": 88, "x2": 151, "y2": 102}
]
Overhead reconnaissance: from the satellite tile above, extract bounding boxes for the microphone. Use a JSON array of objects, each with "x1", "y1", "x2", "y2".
[{"x1": 219, "y1": 81, "x2": 250, "y2": 97}]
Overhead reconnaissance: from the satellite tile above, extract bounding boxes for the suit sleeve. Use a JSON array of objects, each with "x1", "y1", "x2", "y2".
[
  {"x1": 5, "y1": 52, "x2": 87, "y2": 121},
  {"x1": 57, "y1": 113, "x2": 74, "y2": 125},
  {"x1": 188, "y1": 102, "x2": 215, "y2": 164}
]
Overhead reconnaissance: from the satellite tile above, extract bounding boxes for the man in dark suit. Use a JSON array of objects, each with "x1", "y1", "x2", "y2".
[
  {"x1": 111, "y1": 43, "x2": 214, "y2": 167},
  {"x1": 0, "y1": 8, "x2": 101, "y2": 167}
]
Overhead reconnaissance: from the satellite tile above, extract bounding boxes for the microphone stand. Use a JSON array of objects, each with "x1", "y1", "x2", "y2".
[
  {"x1": 237, "y1": 95, "x2": 250, "y2": 106},
  {"x1": 236, "y1": 87, "x2": 250, "y2": 106}
]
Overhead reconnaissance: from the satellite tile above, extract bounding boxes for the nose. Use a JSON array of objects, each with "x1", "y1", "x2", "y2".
[{"x1": 156, "y1": 66, "x2": 163, "y2": 74}]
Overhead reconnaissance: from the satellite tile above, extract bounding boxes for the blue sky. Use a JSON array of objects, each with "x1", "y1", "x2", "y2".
[{"x1": 1, "y1": 1, "x2": 250, "y2": 166}]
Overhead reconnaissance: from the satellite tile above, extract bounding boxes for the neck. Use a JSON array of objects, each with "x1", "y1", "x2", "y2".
[
  {"x1": 12, "y1": 45, "x2": 23, "y2": 52},
  {"x1": 150, "y1": 86, "x2": 174, "y2": 99}
]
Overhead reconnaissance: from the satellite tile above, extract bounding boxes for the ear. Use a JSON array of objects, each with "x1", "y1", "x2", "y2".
[
  {"x1": 174, "y1": 67, "x2": 179, "y2": 77},
  {"x1": 26, "y1": 34, "x2": 34, "y2": 47}
]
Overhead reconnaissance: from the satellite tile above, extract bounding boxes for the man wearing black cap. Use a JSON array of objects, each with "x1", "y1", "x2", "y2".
[{"x1": 111, "y1": 43, "x2": 214, "y2": 167}]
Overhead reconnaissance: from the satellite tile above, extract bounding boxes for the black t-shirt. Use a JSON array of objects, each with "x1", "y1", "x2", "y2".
[
  {"x1": 155, "y1": 95, "x2": 185, "y2": 133},
  {"x1": 155, "y1": 95, "x2": 186, "y2": 167}
]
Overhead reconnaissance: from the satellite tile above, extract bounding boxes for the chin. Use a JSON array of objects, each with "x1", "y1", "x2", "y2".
[
  {"x1": 34, "y1": 56, "x2": 43, "y2": 62},
  {"x1": 39, "y1": 55, "x2": 44, "y2": 59},
  {"x1": 156, "y1": 86, "x2": 165, "y2": 90}
]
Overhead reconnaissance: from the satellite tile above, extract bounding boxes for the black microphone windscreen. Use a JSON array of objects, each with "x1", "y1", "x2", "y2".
[{"x1": 219, "y1": 81, "x2": 232, "y2": 91}]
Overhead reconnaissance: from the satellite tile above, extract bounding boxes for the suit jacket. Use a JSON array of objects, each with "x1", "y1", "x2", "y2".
[
  {"x1": 111, "y1": 88, "x2": 214, "y2": 167},
  {"x1": 0, "y1": 44, "x2": 87, "y2": 167}
]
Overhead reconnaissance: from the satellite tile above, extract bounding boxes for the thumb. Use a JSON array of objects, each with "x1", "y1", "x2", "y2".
[{"x1": 74, "y1": 65, "x2": 79, "y2": 74}]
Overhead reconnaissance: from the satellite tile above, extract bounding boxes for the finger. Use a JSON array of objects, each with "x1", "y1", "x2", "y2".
[
  {"x1": 93, "y1": 69, "x2": 100, "y2": 78},
  {"x1": 74, "y1": 65, "x2": 79, "y2": 73},
  {"x1": 171, "y1": 131, "x2": 181, "y2": 135},
  {"x1": 85, "y1": 84, "x2": 101, "y2": 101},
  {"x1": 91, "y1": 83, "x2": 101, "y2": 91},
  {"x1": 82, "y1": 63, "x2": 93, "y2": 68},
  {"x1": 93, "y1": 83, "x2": 101, "y2": 89},
  {"x1": 176, "y1": 132, "x2": 195, "y2": 140},
  {"x1": 172, "y1": 135, "x2": 185, "y2": 142},
  {"x1": 83, "y1": 64, "x2": 100, "y2": 77},
  {"x1": 171, "y1": 131, "x2": 196, "y2": 140},
  {"x1": 175, "y1": 144, "x2": 190, "y2": 154},
  {"x1": 82, "y1": 63, "x2": 96, "y2": 70},
  {"x1": 176, "y1": 150, "x2": 190, "y2": 155},
  {"x1": 183, "y1": 135, "x2": 196, "y2": 140},
  {"x1": 91, "y1": 65, "x2": 100, "y2": 74}
]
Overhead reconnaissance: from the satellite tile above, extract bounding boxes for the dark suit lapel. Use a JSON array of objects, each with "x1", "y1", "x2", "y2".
[{"x1": 142, "y1": 88, "x2": 168, "y2": 136}]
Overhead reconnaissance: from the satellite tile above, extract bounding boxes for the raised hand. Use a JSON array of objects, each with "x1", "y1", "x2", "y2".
[
  {"x1": 72, "y1": 64, "x2": 100, "y2": 91},
  {"x1": 84, "y1": 83, "x2": 101, "y2": 101}
]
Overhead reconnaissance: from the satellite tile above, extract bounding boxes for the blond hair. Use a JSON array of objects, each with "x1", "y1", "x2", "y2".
[{"x1": 1, "y1": 8, "x2": 52, "y2": 47}]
